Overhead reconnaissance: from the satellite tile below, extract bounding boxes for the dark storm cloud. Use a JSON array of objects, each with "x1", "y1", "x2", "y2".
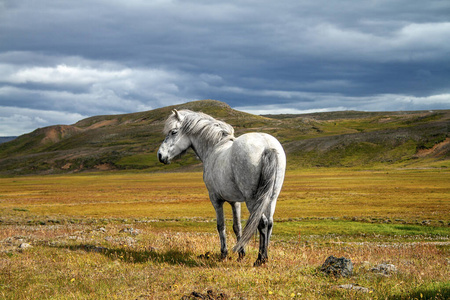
[{"x1": 0, "y1": 0, "x2": 449, "y2": 135}]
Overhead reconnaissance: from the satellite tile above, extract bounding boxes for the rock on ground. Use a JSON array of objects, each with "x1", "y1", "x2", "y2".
[
  {"x1": 320, "y1": 255, "x2": 353, "y2": 277},
  {"x1": 119, "y1": 227, "x2": 141, "y2": 235},
  {"x1": 18, "y1": 243, "x2": 32, "y2": 249},
  {"x1": 181, "y1": 290, "x2": 228, "y2": 300},
  {"x1": 338, "y1": 284, "x2": 373, "y2": 293},
  {"x1": 371, "y1": 263, "x2": 398, "y2": 276}
]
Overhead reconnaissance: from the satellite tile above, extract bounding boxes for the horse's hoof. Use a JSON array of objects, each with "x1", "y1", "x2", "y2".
[
  {"x1": 253, "y1": 258, "x2": 267, "y2": 267},
  {"x1": 219, "y1": 252, "x2": 228, "y2": 261},
  {"x1": 237, "y1": 253, "x2": 246, "y2": 262}
]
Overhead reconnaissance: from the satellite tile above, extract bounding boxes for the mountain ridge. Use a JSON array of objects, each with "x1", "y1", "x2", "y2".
[{"x1": 0, "y1": 100, "x2": 449, "y2": 175}]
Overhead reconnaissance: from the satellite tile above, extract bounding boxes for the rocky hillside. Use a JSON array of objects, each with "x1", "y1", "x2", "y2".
[{"x1": 0, "y1": 100, "x2": 449, "y2": 175}]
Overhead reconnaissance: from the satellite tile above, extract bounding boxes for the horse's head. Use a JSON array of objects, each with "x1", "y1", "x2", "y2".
[{"x1": 157, "y1": 109, "x2": 191, "y2": 164}]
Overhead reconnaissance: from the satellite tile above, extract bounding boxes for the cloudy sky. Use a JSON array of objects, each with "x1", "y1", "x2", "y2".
[{"x1": 1, "y1": 0, "x2": 450, "y2": 136}]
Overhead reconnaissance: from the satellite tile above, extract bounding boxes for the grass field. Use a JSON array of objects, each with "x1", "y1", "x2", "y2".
[{"x1": 1, "y1": 169, "x2": 449, "y2": 299}]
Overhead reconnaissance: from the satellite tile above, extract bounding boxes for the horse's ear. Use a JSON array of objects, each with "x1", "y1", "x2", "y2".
[{"x1": 173, "y1": 109, "x2": 183, "y2": 122}]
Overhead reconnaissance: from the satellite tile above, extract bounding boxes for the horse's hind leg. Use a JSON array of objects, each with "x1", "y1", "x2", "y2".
[
  {"x1": 254, "y1": 214, "x2": 271, "y2": 267},
  {"x1": 231, "y1": 202, "x2": 245, "y2": 261}
]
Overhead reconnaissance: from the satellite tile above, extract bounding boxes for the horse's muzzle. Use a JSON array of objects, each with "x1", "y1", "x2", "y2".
[{"x1": 157, "y1": 151, "x2": 170, "y2": 164}]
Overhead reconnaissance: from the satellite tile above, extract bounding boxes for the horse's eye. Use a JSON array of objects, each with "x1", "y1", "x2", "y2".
[{"x1": 171, "y1": 130, "x2": 178, "y2": 135}]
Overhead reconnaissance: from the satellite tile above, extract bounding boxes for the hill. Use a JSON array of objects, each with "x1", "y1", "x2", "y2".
[{"x1": 0, "y1": 100, "x2": 449, "y2": 175}]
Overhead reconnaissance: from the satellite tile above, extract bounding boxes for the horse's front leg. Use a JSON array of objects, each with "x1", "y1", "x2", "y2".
[
  {"x1": 211, "y1": 197, "x2": 228, "y2": 260},
  {"x1": 231, "y1": 202, "x2": 246, "y2": 261}
]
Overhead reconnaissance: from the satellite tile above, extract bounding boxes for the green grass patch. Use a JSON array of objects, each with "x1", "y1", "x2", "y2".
[
  {"x1": 275, "y1": 219, "x2": 449, "y2": 241},
  {"x1": 116, "y1": 153, "x2": 158, "y2": 168}
]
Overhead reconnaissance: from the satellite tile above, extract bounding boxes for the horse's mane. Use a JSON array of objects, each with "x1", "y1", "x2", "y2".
[{"x1": 164, "y1": 110, "x2": 235, "y2": 145}]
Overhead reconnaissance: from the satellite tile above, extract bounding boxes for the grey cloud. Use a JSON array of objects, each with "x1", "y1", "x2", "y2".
[
  {"x1": 0, "y1": 106, "x2": 86, "y2": 136},
  {"x1": 0, "y1": 0, "x2": 449, "y2": 135}
]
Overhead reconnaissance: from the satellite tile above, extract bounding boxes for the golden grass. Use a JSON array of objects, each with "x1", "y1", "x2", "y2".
[
  {"x1": 0, "y1": 169, "x2": 449, "y2": 299},
  {"x1": 1, "y1": 226, "x2": 449, "y2": 299},
  {"x1": 280, "y1": 169, "x2": 450, "y2": 221},
  {"x1": 1, "y1": 169, "x2": 449, "y2": 220}
]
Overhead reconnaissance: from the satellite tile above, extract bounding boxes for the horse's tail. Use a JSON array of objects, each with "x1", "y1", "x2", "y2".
[{"x1": 233, "y1": 148, "x2": 279, "y2": 253}]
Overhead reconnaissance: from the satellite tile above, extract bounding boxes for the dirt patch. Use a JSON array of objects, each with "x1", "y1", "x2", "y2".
[
  {"x1": 40, "y1": 125, "x2": 83, "y2": 144},
  {"x1": 87, "y1": 119, "x2": 118, "y2": 130},
  {"x1": 61, "y1": 163, "x2": 72, "y2": 170},
  {"x1": 94, "y1": 163, "x2": 115, "y2": 171},
  {"x1": 415, "y1": 138, "x2": 450, "y2": 158},
  {"x1": 181, "y1": 290, "x2": 229, "y2": 300},
  {"x1": 378, "y1": 117, "x2": 392, "y2": 123}
]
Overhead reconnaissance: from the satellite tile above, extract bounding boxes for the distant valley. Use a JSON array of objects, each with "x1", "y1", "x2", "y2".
[{"x1": 0, "y1": 137, "x2": 17, "y2": 144}]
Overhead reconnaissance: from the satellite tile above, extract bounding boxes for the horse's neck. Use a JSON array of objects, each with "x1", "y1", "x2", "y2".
[{"x1": 190, "y1": 136, "x2": 231, "y2": 163}]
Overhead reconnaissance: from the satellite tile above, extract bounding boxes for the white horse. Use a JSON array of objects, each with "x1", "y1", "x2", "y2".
[{"x1": 157, "y1": 109, "x2": 286, "y2": 266}]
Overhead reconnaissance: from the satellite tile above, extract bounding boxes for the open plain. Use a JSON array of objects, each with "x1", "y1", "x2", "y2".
[{"x1": 1, "y1": 169, "x2": 449, "y2": 299}]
